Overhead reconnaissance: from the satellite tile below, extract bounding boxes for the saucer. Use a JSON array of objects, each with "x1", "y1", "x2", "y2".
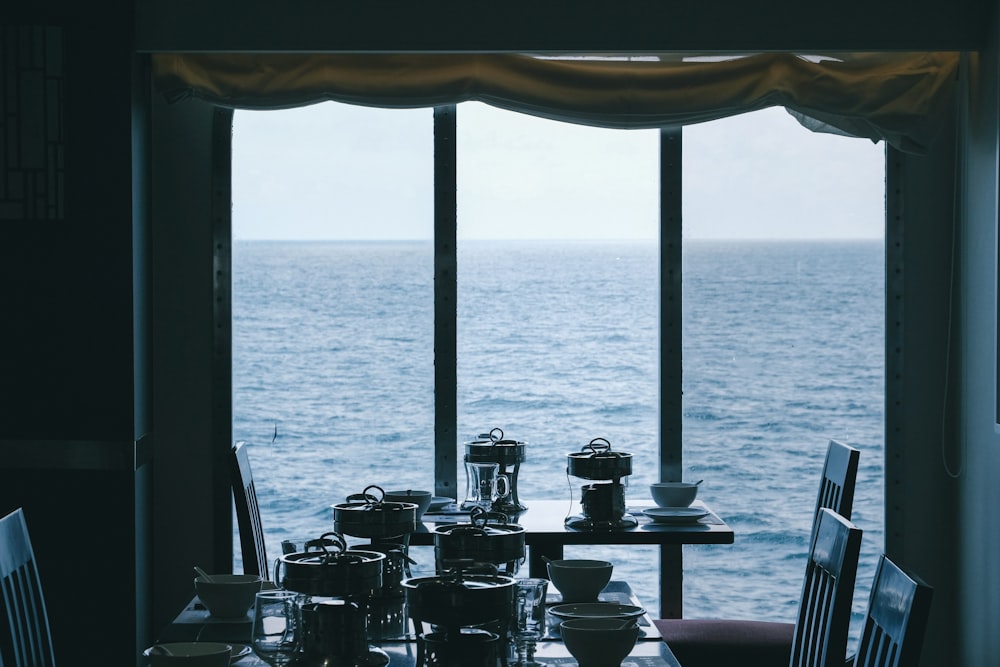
[
  {"x1": 642, "y1": 507, "x2": 710, "y2": 524},
  {"x1": 549, "y1": 602, "x2": 645, "y2": 621},
  {"x1": 428, "y1": 496, "x2": 455, "y2": 511}
]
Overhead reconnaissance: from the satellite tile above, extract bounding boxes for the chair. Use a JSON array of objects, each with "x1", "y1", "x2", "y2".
[
  {"x1": 655, "y1": 508, "x2": 862, "y2": 667},
  {"x1": 230, "y1": 441, "x2": 270, "y2": 580},
  {"x1": 814, "y1": 439, "x2": 860, "y2": 532},
  {"x1": 0, "y1": 507, "x2": 56, "y2": 667},
  {"x1": 654, "y1": 438, "x2": 860, "y2": 667},
  {"x1": 851, "y1": 555, "x2": 933, "y2": 667}
]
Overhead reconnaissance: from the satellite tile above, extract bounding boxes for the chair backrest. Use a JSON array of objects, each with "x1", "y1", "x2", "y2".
[
  {"x1": 790, "y1": 507, "x2": 863, "y2": 667},
  {"x1": 230, "y1": 441, "x2": 270, "y2": 580},
  {"x1": 853, "y1": 555, "x2": 933, "y2": 667},
  {"x1": 0, "y1": 508, "x2": 56, "y2": 667},
  {"x1": 813, "y1": 439, "x2": 860, "y2": 537}
]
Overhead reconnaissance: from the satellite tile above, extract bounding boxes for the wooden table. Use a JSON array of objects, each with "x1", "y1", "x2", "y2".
[
  {"x1": 409, "y1": 499, "x2": 734, "y2": 618},
  {"x1": 157, "y1": 581, "x2": 682, "y2": 666}
]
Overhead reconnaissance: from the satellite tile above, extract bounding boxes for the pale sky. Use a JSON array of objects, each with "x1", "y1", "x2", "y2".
[{"x1": 231, "y1": 101, "x2": 886, "y2": 241}]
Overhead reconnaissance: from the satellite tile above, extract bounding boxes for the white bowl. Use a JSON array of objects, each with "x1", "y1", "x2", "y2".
[
  {"x1": 194, "y1": 573, "x2": 263, "y2": 618},
  {"x1": 546, "y1": 559, "x2": 613, "y2": 603},
  {"x1": 383, "y1": 489, "x2": 433, "y2": 518},
  {"x1": 145, "y1": 642, "x2": 233, "y2": 666},
  {"x1": 650, "y1": 482, "x2": 699, "y2": 507},
  {"x1": 560, "y1": 617, "x2": 640, "y2": 667}
]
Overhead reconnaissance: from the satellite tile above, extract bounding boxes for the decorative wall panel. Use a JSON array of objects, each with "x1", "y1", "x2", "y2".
[{"x1": 1, "y1": 25, "x2": 64, "y2": 221}]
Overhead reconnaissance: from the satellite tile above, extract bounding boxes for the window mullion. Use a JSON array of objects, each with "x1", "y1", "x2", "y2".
[{"x1": 434, "y1": 105, "x2": 458, "y2": 499}]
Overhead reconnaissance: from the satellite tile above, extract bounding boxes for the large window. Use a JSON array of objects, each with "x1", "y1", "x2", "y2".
[{"x1": 230, "y1": 102, "x2": 885, "y2": 626}]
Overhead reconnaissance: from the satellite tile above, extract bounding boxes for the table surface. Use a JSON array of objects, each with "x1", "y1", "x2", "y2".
[
  {"x1": 410, "y1": 498, "x2": 733, "y2": 546},
  {"x1": 157, "y1": 581, "x2": 681, "y2": 667}
]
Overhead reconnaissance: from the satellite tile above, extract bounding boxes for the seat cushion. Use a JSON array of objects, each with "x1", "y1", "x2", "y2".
[{"x1": 653, "y1": 618, "x2": 793, "y2": 667}]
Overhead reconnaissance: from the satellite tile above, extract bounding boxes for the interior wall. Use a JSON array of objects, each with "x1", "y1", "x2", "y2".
[
  {"x1": 150, "y1": 93, "x2": 232, "y2": 634},
  {"x1": 959, "y1": 26, "x2": 1000, "y2": 666}
]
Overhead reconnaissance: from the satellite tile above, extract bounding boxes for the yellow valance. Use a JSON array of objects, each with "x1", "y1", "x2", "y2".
[{"x1": 153, "y1": 52, "x2": 961, "y2": 154}]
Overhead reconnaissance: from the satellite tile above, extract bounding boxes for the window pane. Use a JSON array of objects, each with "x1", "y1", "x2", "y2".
[
  {"x1": 455, "y1": 101, "x2": 660, "y2": 587},
  {"x1": 231, "y1": 104, "x2": 435, "y2": 561},
  {"x1": 682, "y1": 107, "x2": 885, "y2": 639}
]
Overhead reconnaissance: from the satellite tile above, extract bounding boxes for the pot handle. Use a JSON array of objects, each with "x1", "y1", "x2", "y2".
[{"x1": 489, "y1": 427, "x2": 504, "y2": 444}]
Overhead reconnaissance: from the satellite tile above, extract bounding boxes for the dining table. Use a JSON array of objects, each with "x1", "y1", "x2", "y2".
[
  {"x1": 157, "y1": 580, "x2": 683, "y2": 667},
  {"x1": 409, "y1": 498, "x2": 734, "y2": 619}
]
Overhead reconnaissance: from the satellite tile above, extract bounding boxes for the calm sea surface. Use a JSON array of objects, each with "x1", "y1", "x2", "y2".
[{"x1": 232, "y1": 239, "x2": 884, "y2": 640}]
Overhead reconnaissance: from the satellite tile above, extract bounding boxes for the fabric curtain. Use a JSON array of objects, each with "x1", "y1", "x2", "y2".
[{"x1": 152, "y1": 52, "x2": 960, "y2": 154}]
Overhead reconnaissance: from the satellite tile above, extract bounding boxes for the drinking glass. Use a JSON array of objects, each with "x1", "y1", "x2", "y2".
[
  {"x1": 512, "y1": 578, "x2": 548, "y2": 667},
  {"x1": 251, "y1": 590, "x2": 300, "y2": 666}
]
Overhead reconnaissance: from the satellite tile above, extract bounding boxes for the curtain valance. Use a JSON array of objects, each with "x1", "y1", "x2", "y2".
[{"x1": 152, "y1": 52, "x2": 960, "y2": 154}]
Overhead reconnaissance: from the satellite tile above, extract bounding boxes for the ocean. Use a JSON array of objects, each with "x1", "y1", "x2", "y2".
[{"x1": 232, "y1": 238, "x2": 885, "y2": 641}]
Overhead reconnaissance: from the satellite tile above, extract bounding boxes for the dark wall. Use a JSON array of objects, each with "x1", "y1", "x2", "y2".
[{"x1": 0, "y1": 1, "x2": 152, "y2": 665}]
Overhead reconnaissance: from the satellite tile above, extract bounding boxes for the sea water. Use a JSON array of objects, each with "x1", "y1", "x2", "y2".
[{"x1": 232, "y1": 239, "x2": 884, "y2": 642}]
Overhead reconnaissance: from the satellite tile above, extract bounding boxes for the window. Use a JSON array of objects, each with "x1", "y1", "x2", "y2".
[{"x1": 231, "y1": 102, "x2": 885, "y2": 628}]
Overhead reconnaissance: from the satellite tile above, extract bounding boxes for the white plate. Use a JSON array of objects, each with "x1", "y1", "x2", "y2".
[
  {"x1": 549, "y1": 602, "x2": 645, "y2": 621},
  {"x1": 428, "y1": 496, "x2": 455, "y2": 511},
  {"x1": 642, "y1": 507, "x2": 710, "y2": 524}
]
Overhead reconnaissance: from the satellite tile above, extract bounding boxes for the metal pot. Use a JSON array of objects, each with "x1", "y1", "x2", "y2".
[
  {"x1": 332, "y1": 484, "x2": 418, "y2": 539},
  {"x1": 433, "y1": 508, "x2": 525, "y2": 572},
  {"x1": 275, "y1": 532, "x2": 385, "y2": 597},
  {"x1": 464, "y1": 427, "x2": 526, "y2": 467},
  {"x1": 402, "y1": 567, "x2": 516, "y2": 628},
  {"x1": 566, "y1": 437, "x2": 633, "y2": 480}
]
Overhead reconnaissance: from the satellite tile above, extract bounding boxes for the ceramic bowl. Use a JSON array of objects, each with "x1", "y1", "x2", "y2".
[
  {"x1": 145, "y1": 642, "x2": 233, "y2": 666},
  {"x1": 194, "y1": 573, "x2": 263, "y2": 618},
  {"x1": 560, "y1": 617, "x2": 640, "y2": 667},
  {"x1": 649, "y1": 482, "x2": 699, "y2": 507},
  {"x1": 546, "y1": 559, "x2": 613, "y2": 603},
  {"x1": 383, "y1": 489, "x2": 433, "y2": 518}
]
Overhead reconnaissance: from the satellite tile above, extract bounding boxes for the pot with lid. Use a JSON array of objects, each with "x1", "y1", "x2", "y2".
[
  {"x1": 402, "y1": 562, "x2": 516, "y2": 667},
  {"x1": 565, "y1": 437, "x2": 638, "y2": 530},
  {"x1": 332, "y1": 484, "x2": 418, "y2": 541},
  {"x1": 274, "y1": 532, "x2": 390, "y2": 667},
  {"x1": 464, "y1": 427, "x2": 528, "y2": 514},
  {"x1": 274, "y1": 531, "x2": 385, "y2": 598},
  {"x1": 433, "y1": 506, "x2": 525, "y2": 575}
]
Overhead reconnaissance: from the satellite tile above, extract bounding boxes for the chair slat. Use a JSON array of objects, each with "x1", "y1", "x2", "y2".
[
  {"x1": 852, "y1": 555, "x2": 933, "y2": 667},
  {"x1": 0, "y1": 508, "x2": 56, "y2": 667}
]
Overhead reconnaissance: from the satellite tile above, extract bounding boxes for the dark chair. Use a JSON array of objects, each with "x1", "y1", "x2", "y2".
[
  {"x1": 0, "y1": 507, "x2": 56, "y2": 667},
  {"x1": 230, "y1": 441, "x2": 270, "y2": 580},
  {"x1": 655, "y1": 508, "x2": 862, "y2": 667},
  {"x1": 852, "y1": 555, "x2": 933, "y2": 667},
  {"x1": 654, "y1": 439, "x2": 860, "y2": 667}
]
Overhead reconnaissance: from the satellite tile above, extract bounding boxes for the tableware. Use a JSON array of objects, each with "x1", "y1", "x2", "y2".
[
  {"x1": 428, "y1": 496, "x2": 455, "y2": 511},
  {"x1": 229, "y1": 644, "x2": 253, "y2": 663},
  {"x1": 383, "y1": 489, "x2": 433, "y2": 518},
  {"x1": 194, "y1": 573, "x2": 263, "y2": 618},
  {"x1": 144, "y1": 642, "x2": 233, "y2": 666},
  {"x1": 251, "y1": 590, "x2": 300, "y2": 666},
  {"x1": 546, "y1": 558, "x2": 612, "y2": 603},
  {"x1": 560, "y1": 617, "x2": 640, "y2": 667},
  {"x1": 548, "y1": 602, "x2": 645, "y2": 621},
  {"x1": 461, "y1": 461, "x2": 511, "y2": 511},
  {"x1": 642, "y1": 507, "x2": 710, "y2": 524},
  {"x1": 649, "y1": 481, "x2": 700, "y2": 507},
  {"x1": 512, "y1": 577, "x2": 549, "y2": 667}
]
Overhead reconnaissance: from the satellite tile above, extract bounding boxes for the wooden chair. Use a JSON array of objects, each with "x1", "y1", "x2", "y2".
[
  {"x1": 852, "y1": 555, "x2": 933, "y2": 667},
  {"x1": 655, "y1": 508, "x2": 862, "y2": 667},
  {"x1": 814, "y1": 439, "x2": 860, "y2": 532},
  {"x1": 230, "y1": 441, "x2": 270, "y2": 580},
  {"x1": 0, "y1": 507, "x2": 56, "y2": 667},
  {"x1": 654, "y1": 439, "x2": 860, "y2": 667}
]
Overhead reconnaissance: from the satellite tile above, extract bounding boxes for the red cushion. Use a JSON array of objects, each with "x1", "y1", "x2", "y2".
[{"x1": 653, "y1": 618, "x2": 794, "y2": 667}]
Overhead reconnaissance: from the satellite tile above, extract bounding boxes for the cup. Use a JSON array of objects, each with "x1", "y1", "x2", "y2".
[
  {"x1": 461, "y1": 461, "x2": 511, "y2": 510},
  {"x1": 512, "y1": 578, "x2": 549, "y2": 667},
  {"x1": 251, "y1": 590, "x2": 300, "y2": 666}
]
